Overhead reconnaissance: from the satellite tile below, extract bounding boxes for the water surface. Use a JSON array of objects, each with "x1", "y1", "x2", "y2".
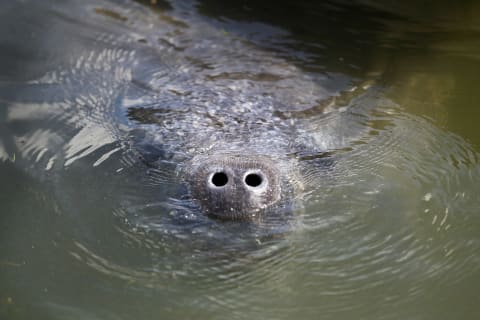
[{"x1": 1, "y1": 1, "x2": 480, "y2": 319}]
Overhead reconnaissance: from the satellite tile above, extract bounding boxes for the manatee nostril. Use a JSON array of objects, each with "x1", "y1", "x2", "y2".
[
  {"x1": 245, "y1": 172, "x2": 263, "y2": 187},
  {"x1": 211, "y1": 171, "x2": 228, "y2": 187},
  {"x1": 190, "y1": 155, "x2": 282, "y2": 219}
]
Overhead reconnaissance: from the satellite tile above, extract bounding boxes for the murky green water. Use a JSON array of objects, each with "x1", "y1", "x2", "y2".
[{"x1": 1, "y1": 1, "x2": 480, "y2": 319}]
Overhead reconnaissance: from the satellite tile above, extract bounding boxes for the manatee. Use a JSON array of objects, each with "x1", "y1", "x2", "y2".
[
  {"x1": 125, "y1": 73, "x2": 370, "y2": 223},
  {"x1": 0, "y1": 0, "x2": 374, "y2": 229}
]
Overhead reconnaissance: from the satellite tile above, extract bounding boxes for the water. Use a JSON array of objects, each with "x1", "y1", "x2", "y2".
[{"x1": 1, "y1": 0, "x2": 480, "y2": 319}]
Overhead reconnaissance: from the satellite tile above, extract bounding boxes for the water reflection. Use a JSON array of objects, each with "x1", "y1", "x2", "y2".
[{"x1": 1, "y1": 0, "x2": 480, "y2": 319}]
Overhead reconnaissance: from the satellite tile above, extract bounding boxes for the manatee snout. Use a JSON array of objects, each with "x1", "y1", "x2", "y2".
[{"x1": 186, "y1": 154, "x2": 288, "y2": 220}]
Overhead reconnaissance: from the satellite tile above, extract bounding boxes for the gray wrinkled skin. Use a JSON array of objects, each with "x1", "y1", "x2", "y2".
[
  {"x1": 117, "y1": 2, "x2": 373, "y2": 221},
  {"x1": 186, "y1": 154, "x2": 287, "y2": 220},
  {"x1": 0, "y1": 0, "x2": 374, "y2": 231},
  {"x1": 125, "y1": 62, "x2": 368, "y2": 222}
]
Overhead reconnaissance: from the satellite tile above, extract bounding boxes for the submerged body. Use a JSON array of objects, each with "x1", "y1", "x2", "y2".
[{"x1": 0, "y1": 0, "x2": 371, "y2": 225}]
